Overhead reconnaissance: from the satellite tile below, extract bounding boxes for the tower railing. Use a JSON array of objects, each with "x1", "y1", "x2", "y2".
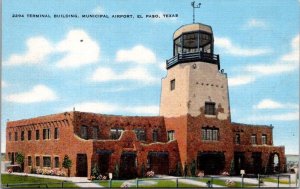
[{"x1": 166, "y1": 51, "x2": 220, "y2": 69}]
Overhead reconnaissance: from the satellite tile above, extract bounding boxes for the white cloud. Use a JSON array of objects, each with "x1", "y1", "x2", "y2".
[
  {"x1": 245, "y1": 34, "x2": 299, "y2": 75},
  {"x1": 4, "y1": 37, "x2": 54, "y2": 65},
  {"x1": 253, "y1": 99, "x2": 298, "y2": 109},
  {"x1": 91, "y1": 66, "x2": 158, "y2": 84},
  {"x1": 246, "y1": 111, "x2": 299, "y2": 122},
  {"x1": 91, "y1": 6, "x2": 104, "y2": 14},
  {"x1": 231, "y1": 34, "x2": 299, "y2": 87},
  {"x1": 244, "y1": 19, "x2": 267, "y2": 29},
  {"x1": 55, "y1": 29, "x2": 100, "y2": 68},
  {"x1": 5, "y1": 29, "x2": 100, "y2": 69},
  {"x1": 5, "y1": 85, "x2": 57, "y2": 104},
  {"x1": 65, "y1": 102, "x2": 159, "y2": 115},
  {"x1": 228, "y1": 75, "x2": 256, "y2": 86},
  {"x1": 116, "y1": 45, "x2": 156, "y2": 64},
  {"x1": 281, "y1": 34, "x2": 299, "y2": 62},
  {"x1": 214, "y1": 37, "x2": 271, "y2": 57},
  {"x1": 2, "y1": 81, "x2": 7, "y2": 87}
]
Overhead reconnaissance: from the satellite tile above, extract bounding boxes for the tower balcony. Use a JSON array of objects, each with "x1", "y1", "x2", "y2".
[{"x1": 166, "y1": 51, "x2": 220, "y2": 70}]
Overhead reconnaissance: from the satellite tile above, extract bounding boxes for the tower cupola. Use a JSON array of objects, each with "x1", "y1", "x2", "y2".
[{"x1": 167, "y1": 23, "x2": 219, "y2": 70}]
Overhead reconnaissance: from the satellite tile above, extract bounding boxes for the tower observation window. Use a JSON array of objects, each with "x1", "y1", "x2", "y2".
[{"x1": 174, "y1": 32, "x2": 212, "y2": 56}]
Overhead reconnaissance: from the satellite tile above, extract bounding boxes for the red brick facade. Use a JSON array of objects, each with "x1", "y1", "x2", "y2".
[
  {"x1": 5, "y1": 22, "x2": 285, "y2": 178},
  {"x1": 6, "y1": 111, "x2": 285, "y2": 177}
]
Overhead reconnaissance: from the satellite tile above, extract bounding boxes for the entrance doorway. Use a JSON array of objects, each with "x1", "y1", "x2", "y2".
[
  {"x1": 234, "y1": 152, "x2": 245, "y2": 175},
  {"x1": 147, "y1": 152, "x2": 169, "y2": 175},
  {"x1": 252, "y1": 152, "x2": 262, "y2": 174},
  {"x1": 267, "y1": 153, "x2": 280, "y2": 174},
  {"x1": 98, "y1": 154, "x2": 110, "y2": 174},
  {"x1": 76, "y1": 154, "x2": 87, "y2": 177},
  {"x1": 119, "y1": 152, "x2": 137, "y2": 179},
  {"x1": 197, "y1": 152, "x2": 225, "y2": 175}
]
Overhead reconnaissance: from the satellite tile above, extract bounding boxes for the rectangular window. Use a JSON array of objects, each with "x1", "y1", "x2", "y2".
[
  {"x1": 251, "y1": 135, "x2": 257, "y2": 145},
  {"x1": 207, "y1": 129, "x2": 212, "y2": 140},
  {"x1": 235, "y1": 134, "x2": 241, "y2": 144},
  {"x1": 28, "y1": 156, "x2": 32, "y2": 166},
  {"x1": 167, "y1": 130, "x2": 175, "y2": 141},
  {"x1": 54, "y1": 157, "x2": 59, "y2": 168},
  {"x1": 36, "y1": 156, "x2": 40, "y2": 167},
  {"x1": 170, "y1": 79, "x2": 175, "y2": 91},
  {"x1": 15, "y1": 132, "x2": 18, "y2": 141},
  {"x1": 262, "y1": 134, "x2": 267, "y2": 145},
  {"x1": 36, "y1": 130, "x2": 40, "y2": 140},
  {"x1": 135, "y1": 129, "x2": 146, "y2": 141},
  {"x1": 205, "y1": 102, "x2": 216, "y2": 115},
  {"x1": 152, "y1": 130, "x2": 158, "y2": 142},
  {"x1": 8, "y1": 132, "x2": 11, "y2": 141},
  {"x1": 201, "y1": 129, "x2": 206, "y2": 140},
  {"x1": 28, "y1": 130, "x2": 32, "y2": 141},
  {"x1": 92, "y1": 127, "x2": 99, "y2": 139},
  {"x1": 212, "y1": 129, "x2": 218, "y2": 140},
  {"x1": 43, "y1": 129, "x2": 50, "y2": 140},
  {"x1": 54, "y1": 128, "x2": 59, "y2": 139},
  {"x1": 80, "y1": 126, "x2": 88, "y2": 139},
  {"x1": 110, "y1": 128, "x2": 124, "y2": 139},
  {"x1": 43, "y1": 157, "x2": 51, "y2": 167},
  {"x1": 202, "y1": 127, "x2": 219, "y2": 141},
  {"x1": 21, "y1": 131, "x2": 25, "y2": 141}
]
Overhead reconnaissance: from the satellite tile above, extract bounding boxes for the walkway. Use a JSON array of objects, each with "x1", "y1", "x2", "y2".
[{"x1": 5, "y1": 172, "x2": 102, "y2": 188}]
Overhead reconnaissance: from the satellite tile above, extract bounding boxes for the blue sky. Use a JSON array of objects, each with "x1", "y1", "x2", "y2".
[{"x1": 2, "y1": 0, "x2": 299, "y2": 154}]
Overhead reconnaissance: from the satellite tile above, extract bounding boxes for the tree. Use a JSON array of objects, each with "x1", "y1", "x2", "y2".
[
  {"x1": 190, "y1": 160, "x2": 196, "y2": 177},
  {"x1": 141, "y1": 163, "x2": 145, "y2": 178},
  {"x1": 176, "y1": 162, "x2": 182, "y2": 176},
  {"x1": 91, "y1": 163, "x2": 100, "y2": 177},
  {"x1": 113, "y1": 163, "x2": 119, "y2": 179},
  {"x1": 229, "y1": 159, "x2": 235, "y2": 175},
  {"x1": 62, "y1": 155, "x2": 72, "y2": 177},
  {"x1": 15, "y1": 153, "x2": 25, "y2": 172}
]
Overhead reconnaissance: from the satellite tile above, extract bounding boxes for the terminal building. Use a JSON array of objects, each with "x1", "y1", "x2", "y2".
[{"x1": 6, "y1": 22, "x2": 285, "y2": 178}]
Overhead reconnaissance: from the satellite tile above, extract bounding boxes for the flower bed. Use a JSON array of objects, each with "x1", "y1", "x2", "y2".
[{"x1": 35, "y1": 168, "x2": 66, "y2": 176}]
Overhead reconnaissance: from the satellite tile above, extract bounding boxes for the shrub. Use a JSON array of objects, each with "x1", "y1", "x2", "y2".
[
  {"x1": 113, "y1": 163, "x2": 119, "y2": 179},
  {"x1": 190, "y1": 160, "x2": 196, "y2": 176},
  {"x1": 221, "y1": 171, "x2": 229, "y2": 176},
  {"x1": 146, "y1": 170, "x2": 155, "y2": 177},
  {"x1": 91, "y1": 163, "x2": 100, "y2": 177},
  {"x1": 197, "y1": 171, "x2": 204, "y2": 177},
  {"x1": 62, "y1": 155, "x2": 72, "y2": 177},
  {"x1": 176, "y1": 162, "x2": 182, "y2": 176}
]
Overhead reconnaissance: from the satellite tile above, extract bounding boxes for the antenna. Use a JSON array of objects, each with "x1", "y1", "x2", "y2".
[{"x1": 191, "y1": 1, "x2": 201, "y2": 23}]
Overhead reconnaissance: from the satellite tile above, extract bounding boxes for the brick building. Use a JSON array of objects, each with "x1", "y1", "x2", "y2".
[{"x1": 6, "y1": 23, "x2": 285, "y2": 178}]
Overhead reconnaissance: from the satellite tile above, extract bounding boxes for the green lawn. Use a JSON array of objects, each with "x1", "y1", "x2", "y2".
[
  {"x1": 195, "y1": 177, "x2": 257, "y2": 188},
  {"x1": 262, "y1": 177, "x2": 293, "y2": 184},
  {"x1": 1, "y1": 174, "x2": 78, "y2": 188},
  {"x1": 95, "y1": 179, "x2": 202, "y2": 188}
]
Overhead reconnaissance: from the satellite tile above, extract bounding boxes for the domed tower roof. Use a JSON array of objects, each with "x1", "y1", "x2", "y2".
[{"x1": 173, "y1": 23, "x2": 213, "y2": 39}]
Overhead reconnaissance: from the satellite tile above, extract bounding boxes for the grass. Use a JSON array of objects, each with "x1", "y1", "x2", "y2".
[
  {"x1": 195, "y1": 177, "x2": 257, "y2": 188},
  {"x1": 95, "y1": 180, "x2": 125, "y2": 187},
  {"x1": 262, "y1": 177, "x2": 292, "y2": 184},
  {"x1": 96, "y1": 179, "x2": 202, "y2": 188},
  {"x1": 1, "y1": 174, "x2": 78, "y2": 188}
]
